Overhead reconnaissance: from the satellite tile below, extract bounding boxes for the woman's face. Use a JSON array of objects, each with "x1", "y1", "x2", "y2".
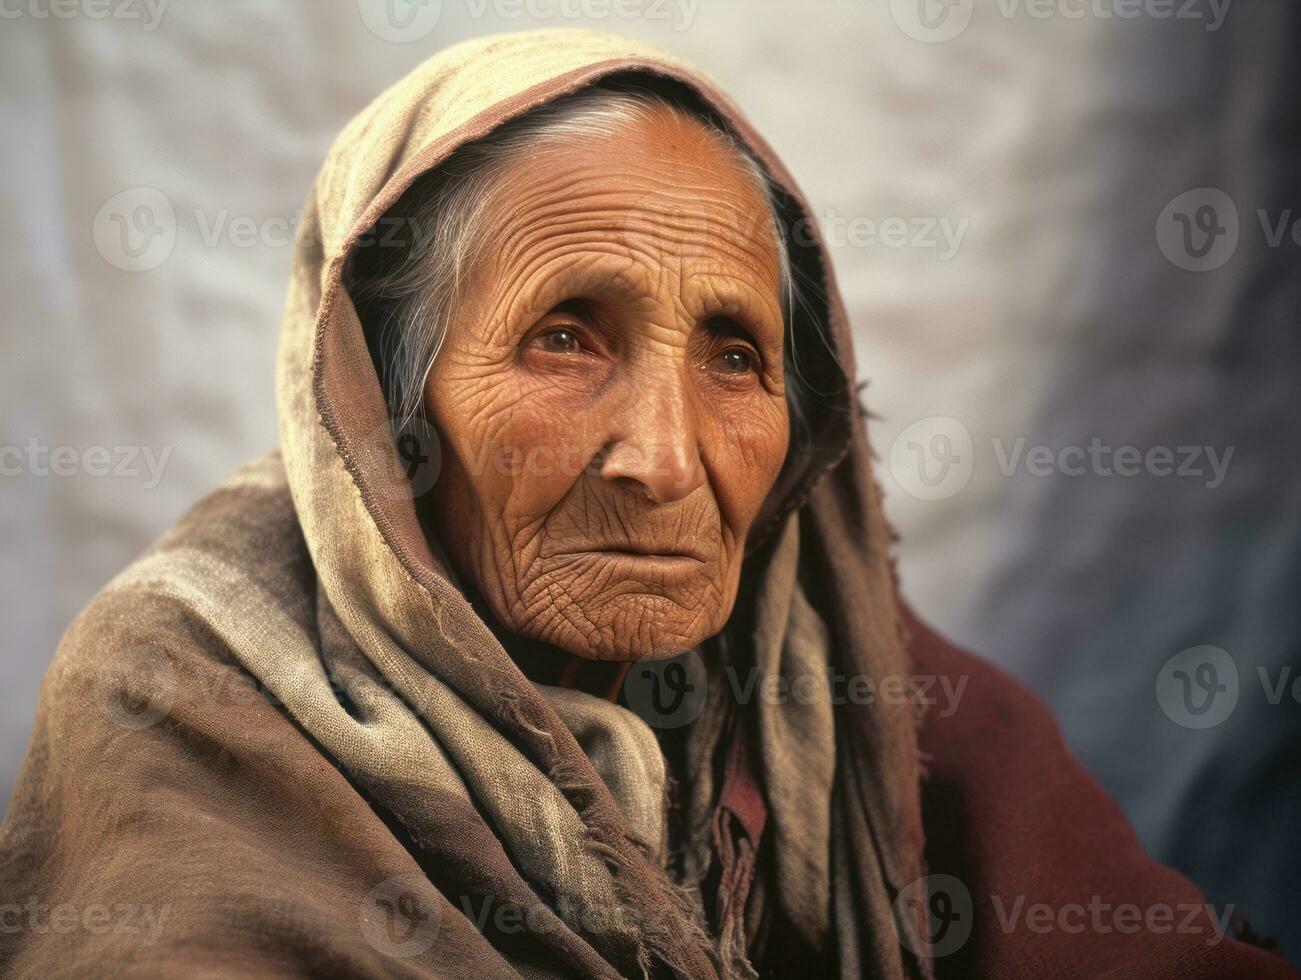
[{"x1": 424, "y1": 104, "x2": 789, "y2": 661}]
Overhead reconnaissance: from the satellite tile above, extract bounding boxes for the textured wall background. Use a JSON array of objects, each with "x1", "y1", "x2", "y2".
[{"x1": 2, "y1": 0, "x2": 1296, "y2": 958}]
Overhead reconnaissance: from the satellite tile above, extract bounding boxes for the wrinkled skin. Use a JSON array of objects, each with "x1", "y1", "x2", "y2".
[{"x1": 425, "y1": 104, "x2": 789, "y2": 661}]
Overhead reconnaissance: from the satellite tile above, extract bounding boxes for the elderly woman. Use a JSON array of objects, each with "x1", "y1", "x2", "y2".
[{"x1": 0, "y1": 30, "x2": 1291, "y2": 980}]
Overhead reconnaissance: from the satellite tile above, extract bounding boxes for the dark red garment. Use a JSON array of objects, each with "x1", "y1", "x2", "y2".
[
  {"x1": 576, "y1": 608, "x2": 1293, "y2": 977},
  {"x1": 713, "y1": 719, "x2": 769, "y2": 941},
  {"x1": 905, "y1": 605, "x2": 1295, "y2": 979}
]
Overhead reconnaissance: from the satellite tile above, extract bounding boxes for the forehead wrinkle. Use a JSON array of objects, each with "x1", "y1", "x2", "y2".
[
  {"x1": 492, "y1": 156, "x2": 758, "y2": 242},
  {"x1": 488, "y1": 213, "x2": 777, "y2": 322},
  {"x1": 488, "y1": 139, "x2": 773, "y2": 249},
  {"x1": 465, "y1": 140, "x2": 783, "y2": 348},
  {"x1": 491, "y1": 186, "x2": 769, "y2": 277}
]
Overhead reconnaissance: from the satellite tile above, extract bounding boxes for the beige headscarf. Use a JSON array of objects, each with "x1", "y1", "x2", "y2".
[{"x1": 1, "y1": 29, "x2": 928, "y2": 980}]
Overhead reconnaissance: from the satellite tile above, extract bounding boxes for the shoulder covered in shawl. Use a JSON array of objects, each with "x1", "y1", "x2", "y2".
[
  {"x1": 0, "y1": 454, "x2": 490, "y2": 978},
  {"x1": 0, "y1": 455, "x2": 1291, "y2": 978},
  {"x1": 906, "y1": 605, "x2": 1294, "y2": 979}
]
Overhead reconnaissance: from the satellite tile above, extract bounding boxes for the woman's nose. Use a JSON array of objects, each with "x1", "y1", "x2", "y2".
[{"x1": 597, "y1": 372, "x2": 705, "y2": 504}]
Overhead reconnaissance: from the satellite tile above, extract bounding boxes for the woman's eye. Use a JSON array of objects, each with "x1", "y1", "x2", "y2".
[
  {"x1": 531, "y1": 328, "x2": 582, "y2": 353},
  {"x1": 713, "y1": 347, "x2": 756, "y2": 375}
]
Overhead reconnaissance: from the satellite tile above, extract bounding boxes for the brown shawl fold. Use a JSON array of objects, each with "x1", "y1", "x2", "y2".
[{"x1": 0, "y1": 30, "x2": 928, "y2": 979}]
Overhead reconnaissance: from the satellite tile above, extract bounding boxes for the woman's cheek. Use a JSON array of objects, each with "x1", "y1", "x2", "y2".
[
  {"x1": 709, "y1": 391, "x2": 789, "y2": 522},
  {"x1": 493, "y1": 387, "x2": 596, "y2": 503}
]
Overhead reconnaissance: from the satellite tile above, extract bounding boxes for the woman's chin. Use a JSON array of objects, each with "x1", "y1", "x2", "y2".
[
  {"x1": 540, "y1": 631, "x2": 711, "y2": 665},
  {"x1": 483, "y1": 554, "x2": 737, "y2": 662},
  {"x1": 561, "y1": 642, "x2": 699, "y2": 664},
  {"x1": 509, "y1": 594, "x2": 726, "y2": 663}
]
